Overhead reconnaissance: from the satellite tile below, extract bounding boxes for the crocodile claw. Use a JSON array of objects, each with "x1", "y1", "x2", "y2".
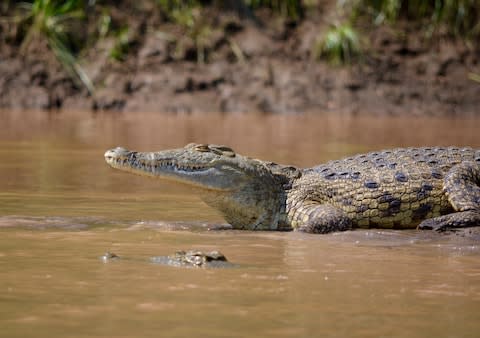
[
  {"x1": 417, "y1": 219, "x2": 449, "y2": 232},
  {"x1": 418, "y1": 211, "x2": 480, "y2": 232}
]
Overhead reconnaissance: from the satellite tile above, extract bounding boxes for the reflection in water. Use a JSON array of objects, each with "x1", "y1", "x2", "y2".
[{"x1": 0, "y1": 110, "x2": 480, "y2": 337}]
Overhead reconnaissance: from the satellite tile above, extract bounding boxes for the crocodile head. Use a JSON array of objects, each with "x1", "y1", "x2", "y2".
[
  {"x1": 105, "y1": 143, "x2": 297, "y2": 230},
  {"x1": 105, "y1": 143, "x2": 264, "y2": 190}
]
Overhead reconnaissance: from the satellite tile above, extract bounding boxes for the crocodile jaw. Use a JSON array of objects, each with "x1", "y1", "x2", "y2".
[{"x1": 104, "y1": 147, "x2": 246, "y2": 191}]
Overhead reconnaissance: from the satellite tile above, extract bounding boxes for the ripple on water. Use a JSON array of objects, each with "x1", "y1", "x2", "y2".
[
  {"x1": 0, "y1": 216, "x2": 100, "y2": 229},
  {"x1": 126, "y1": 220, "x2": 233, "y2": 232},
  {"x1": 1, "y1": 216, "x2": 479, "y2": 256},
  {"x1": 0, "y1": 216, "x2": 232, "y2": 232}
]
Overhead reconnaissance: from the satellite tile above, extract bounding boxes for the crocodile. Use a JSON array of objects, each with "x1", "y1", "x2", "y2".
[
  {"x1": 104, "y1": 144, "x2": 480, "y2": 233},
  {"x1": 100, "y1": 250, "x2": 233, "y2": 268},
  {"x1": 150, "y1": 250, "x2": 233, "y2": 268}
]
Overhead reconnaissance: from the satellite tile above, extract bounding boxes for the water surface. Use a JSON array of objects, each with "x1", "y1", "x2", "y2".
[{"x1": 1, "y1": 111, "x2": 480, "y2": 337}]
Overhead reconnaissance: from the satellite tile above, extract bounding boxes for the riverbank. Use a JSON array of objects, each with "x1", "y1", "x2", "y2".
[{"x1": 0, "y1": 1, "x2": 479, "y2": 115}]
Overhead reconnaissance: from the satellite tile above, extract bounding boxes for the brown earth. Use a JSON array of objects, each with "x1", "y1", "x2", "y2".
[{"x1": 0, "y1": 4, "x2": 479, "y2": 116}]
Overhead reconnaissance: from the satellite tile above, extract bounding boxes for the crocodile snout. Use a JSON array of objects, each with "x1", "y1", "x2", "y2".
[{"x1": 104, "y1": 147, "x2": 130, "y2": 162}]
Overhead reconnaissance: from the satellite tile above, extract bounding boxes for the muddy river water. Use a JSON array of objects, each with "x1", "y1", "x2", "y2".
[{"x1": 1, "y1": 111, "x2": 480, "y2": 337}]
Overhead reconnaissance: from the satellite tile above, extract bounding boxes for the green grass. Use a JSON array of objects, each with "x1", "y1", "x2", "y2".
[
  {"x1": 352, "y1": 0, "x2": 480, "y2": 38},
  {"x1": 109, "y1": 26, "x2": 132, "y2": 62},
  {"x1": 156, "y1": 0, "x2": 212, "y2": 63},
  {"x1": 314, "y1": 23, "x2": 362, "y2": 65},
  {"x1": 18, "y1": 0, "x2": 94, "y2": 94}
]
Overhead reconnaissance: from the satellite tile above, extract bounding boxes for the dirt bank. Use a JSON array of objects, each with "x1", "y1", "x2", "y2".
[{"x1": 0, "y1": 3, "x2": 479, "y2": 116}]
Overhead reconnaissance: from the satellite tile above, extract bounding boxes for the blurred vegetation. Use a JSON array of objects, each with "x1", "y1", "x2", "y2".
[
  {"x1": 245, "y1": 0, "x2": 304, "y2": 19},
  {"x1": 156, "y1": 0, "x2": 212, "y2": 63},
  {"x1": 350, "y1": 0, "x2": 480, "y2": 38},
  {"x1": 16, "y1": 0, "x2": 94, "y2": 93},
  {"x1": 109, "y1": 26, "x2": 133, "y2": 62},
  {"x1": 1, "y1": 0, "x2": 478, "y2": 84},
  {"x1": 313, "y1": 23, "x2": 362, "y2": 65}
]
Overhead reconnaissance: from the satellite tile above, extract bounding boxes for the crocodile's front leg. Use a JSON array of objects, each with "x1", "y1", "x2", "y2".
[
  {"x1": 418, "y1": 161, "x2": 480, "y2": 231},
  {"x1": 289, "y1": 202, "x2": 352, "y2": 234}
]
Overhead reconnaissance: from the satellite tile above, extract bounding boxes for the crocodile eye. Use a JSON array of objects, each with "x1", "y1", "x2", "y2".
[
  {"x1": 194, "y1": 144, "x2": 211, "y2": 152},
  {"x1": 208, "y1": 145, "x2": 236, "y2": 157},
  {"x1": 212, "y1": 145, "x2": 234, "y2": 153}
]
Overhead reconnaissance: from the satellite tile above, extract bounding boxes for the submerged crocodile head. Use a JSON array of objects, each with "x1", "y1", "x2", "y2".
[{"x1": 105, "y1": 143, "x2": 299, "y2": 230}]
